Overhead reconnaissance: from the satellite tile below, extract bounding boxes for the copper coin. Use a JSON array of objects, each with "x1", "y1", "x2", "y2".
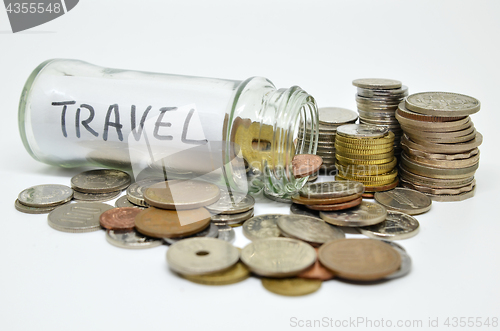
[
  {"x1": 135, "y1": 207, "x2": 211, "y2": 238},
  {"x1": 362, "y1": 192, "x2": 375, "y2": 199},
  {"x1": 318, "y1": 238, "x2": 401, "y2": 281},
  {"x1": 306, "y1": 197, "x2": 362, "y2": 211},
  {"x1": 363, "y1": 178, "x2": 399, "y2": 192},
  {"x1": 298, "y1": 248, "x2": 335, "y2": 281},
  {"x1": 292, "y1": 192, "x2": 362, "y2": 206},
  {"x1": 144, "y1": 180, "x2": 220, "y2": 210},
  {"x1": 99, "y1": 207, "x2": 142, "y2": 230},
  {"x1": 292, "y1": 154, "x2": 323, "y2": 178}
]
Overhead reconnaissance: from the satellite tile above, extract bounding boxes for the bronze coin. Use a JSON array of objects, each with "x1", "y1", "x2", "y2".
[
  {"x1": 362, "y1": 192, "x2": 375, "y2": 199},
  {"x1": 318, "y1": 238, "x2": 401, "y2": 281},
  {"x1": 298, "y1": 248, "x2": 335, "y2": 281},
  {"x1": 292, "y1": 154, "x2": 323, "y2": 178},
  {"x1": 135, "y1": 207, "x2": 211, "y2": 238},
  {"x1": 363, "y1": 178, "x2": 399, "y2": 192},
  {"x1": 306, "y1": 197, "x2": 362, "y2": 211},
  {"x1": 292, "y1": 193, "x2": 362, "y2": 206},
  {"x1": 99, "y1": 207, "x2": 142, "y2": 230},
  {"x1": 144, "y1": 180, "x2": 220, "y2": 210}
]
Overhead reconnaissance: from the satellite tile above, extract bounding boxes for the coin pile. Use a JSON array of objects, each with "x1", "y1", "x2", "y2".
[
  {"x1": 353, "y1": 79, "x2": 408, "y2": 155},
  {"x1": 297, "y1": 107, "x2": 358, "y2": 174},
  {"x1": 71, "y1": 169, "x2": 131, "y2": 201},
  {"x1": 396, "y1": 92, "x2": 482, "y2": 201},
  {"x1": 335, "y1": 124, "x2": 399, "y2": 192},
  {"x1": 16, "y1": 184, "x2": 73, "y2": 214},
  {"x1": 290, "y1": 181, "x2": 364, "y2": 212}
]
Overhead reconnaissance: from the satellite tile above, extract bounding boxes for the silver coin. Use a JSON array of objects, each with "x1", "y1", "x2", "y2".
[
  {"x1": 211, "y1": 208, "x2": 254, "y2": 224},
  {"x1": 216, "y1": 224, "x2": 236, "y2": 243},
  {"x1": 48, "y1": 202, "x2": 114, "y2": 233},
  {"x1": 299, "y1": 181, "x2": 364, "y2": 199},
  {"x1": 15, "y1": 199, "x2": 67, "y2": 214},
  {"x1": 205, "y1": 190, "x2": 255, "y2": 214},
  {"x1": 383, "y1": 243, "x2": 412, "y2": 279},
  {"x1": 290, "y1": 203, "x2": 320, "y2": 218},
  {"x1": 71, "y1": 169, "x2": 131, "y2": 193},
  {"x1": 374, "y1": 187, "x2": 432, "y2": 215},
  {"x1": 352, "y1": 78, "x2": 402, "y2": 90},
  {"x1": 163, "y1": 223, "x2": 219, "y2": 245},
  {"x1": 337, "y1": 124, "x2": 388, "y2": 139},
  {"x1": 276, "y1": 215, "x2": 345, "y2": 246},
  {"x1": 73, "y1": 190, "x2": 121, "y2": 202},
  {"x1": 405, "y1": 92, "x2": 480, "y2": 116},
  {"x1": 115, "y1": 195, "x2": 144, "y2": 208},
  {"x1": 263, "y1": 190, "x2": 292, "y2": 203},
  {"x1": 106, "y1": 229, "x2": 163, "y2": 249},
  {"x1": 242, "y1": 214, "x2": 282, "y2": 241},
  {"x1": 241, "y1": 237, "x2": 316, "y2": 277},
  {"x1": 166, "y1": 237, "x2": 240, "y2": 276},
  {"x1": 358, "y1": 211, "x2": 420, "y2": 240},
  {"x1": 320, "y1": 201, "x2": 387, "y2": 227},
  {"x1": 357, "y1": 85, "x2": 408, "y2": 97},
  {"x1": 318, "y1": 107, "x2": 358, "y2": 125},
  {"x1": 18, "y1": 184, "x2": 73, "y2": 207},
  {"x1": 126, "y1": 178, "x2": 164, "y2": 207}
]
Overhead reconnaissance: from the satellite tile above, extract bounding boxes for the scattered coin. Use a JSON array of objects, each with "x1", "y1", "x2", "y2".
[
  {"x1": 382, "y1": 242, "x2": 412, "y2": 280},
  {"x1": 374, "y1": 187, "x2": 432, "y2": 215},
  {"x1": 15, "y1": 199, "x2": 67, "y2": 214},
  {"x1": 18, "y1": 184, "x2": 73, "y2": 207},
  {"x1": 358, "y1": 211, "x2": 420, "y2": 240},
  {"x1": 261, "y1": 278, "x2": 322, "y2": 296},
  {"x1": 292, "y1": 192, "x2": 362, "y2": 205},
  {"x1": 298, "y1": 248, "x2": 335, "y2": 281},
  {"x1": 299, "y1": 181, "x2": 364, "y2": 199},
  {"x1": 306, "y1": 196, "x2": 362, "y2": 211},
  {"x1": 320, "y1": 201, "x2": 387, "y2": 227},
  {"x1": 290, "y1": 203, "x2": 320, "y2": 218},
  {"x1": 48, "y1": 202, "x2": 114, "y2": 233},
  {"x1": 263, "y1": 190, "x2": 293, "y2": 203},
  {"x1": 144, "y1": 180, "x2": 220, "y2": 210},
  {"x1": 106, "y1": 229, "x2": 163, "y2": 249},
  {"x1": 276, "y1": 215, "x2": 345, "y2": 246},
  {"x1": 215, "y1": 224, "x2": 236, "y2": 243},
  {"x1": 205, "y1": 190, "x2": 255, "y2": 214},
  {"x1": 115, "y1": 195, "x2": 143, "y2": 208},
  {"x1": 73, "y1": 190, "x2": 121, "y2": 202},
  {"x1": 292, "y1": 154, "x2": 323, "y2": 178},
  {"x1": 352, "y1": 78, "x2": 402, "y2": 90},
  {"x1": 99, "y1": 207, "x2": 142, "y2": 230},
  {"x1": 126, "y1": 178, "x2": 165, "y2": 207},
  {"x1": 71, "y1": 169, "x2": 131, "y2": 193},
  {"x1": 242, "y1": 214, "x2": 282, "y2": 241},
  {"x1": 211, "y1": 209, "x2": 254, "y2": 224},
  {"x1": 182, "y1": 262, "x2": 250, "y2": 285},
  {"x1": 163, "y1": 223, "x2": 219, "y2": 245}
]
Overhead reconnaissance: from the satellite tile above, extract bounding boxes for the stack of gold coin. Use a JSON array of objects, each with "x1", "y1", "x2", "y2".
[
  {"x1": 353, "y1": 78, "x2": 408, "y2": 155},
  {"x1": 396, "y1": 92, "x2": 482, "y2": 201},
  {"x1": 335, "y1": 124, "x2": 399, "y2": 192},
  {"x1": 297, "y1": 107, "x2": 358, "y2": 173}
]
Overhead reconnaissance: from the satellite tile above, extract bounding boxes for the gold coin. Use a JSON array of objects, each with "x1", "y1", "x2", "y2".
[
  {"x1": 335, "y1": 131, "x2": 395, "y2": 145},
  {"x1": 335, "y1": 158, "x2": 397, "y2": 176},
  {"x1": 182, "y1": 262, "x2": 250, "y2": 285},
  {"x1": 335, "y1": 140, "x2": 393, "y2": 151},
  {"x1": 336, "y1": 154, "x2": 394, "y2": 165},
  {"x1": 261, "y1": 278, "x2": 322, "y2": 296},
  {"x1": 335, "y1": 145, "x2": 394, "y2": 155},
  {"x1": 335, "y1": 150, "x2": 394, "y2": 160},
  {"x1": 336, "y1": 175, "x2": 397, "y2": 186},
  {"x1": 336, "y1": 168, "x2": 398, "y2": 182}
]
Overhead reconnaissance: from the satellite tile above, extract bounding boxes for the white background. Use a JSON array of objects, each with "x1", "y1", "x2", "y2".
[{"x1": 1, "y1": 1, "x2": 500, "y2": 330}]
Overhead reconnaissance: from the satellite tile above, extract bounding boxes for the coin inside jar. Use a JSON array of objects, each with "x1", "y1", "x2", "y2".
[
  {"x1": 100, "y1": 207, "x2": 142, "y2": 230},
  {"x1": 144, "y1": 180, "x2": 220, "y2": 210}
]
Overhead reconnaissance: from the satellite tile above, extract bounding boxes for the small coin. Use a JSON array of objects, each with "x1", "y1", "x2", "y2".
[
  {"x1": 71, "y1": 169, "x2": 131, "y2": 193},
  {"x1": 318, "y1": 238, "x2": 401, "y2": 281},
  {"x1": 292, "y1": 192, "x2": 362, "y2": 206},
  {"x1": 48, "y1": 202, "x2": 114, "y2": 233},
  {"x1": 358, "y1": 211, "x2": 420, "y2": 240},
  {"x1": 18, "y1": 184, "x2": 73, "y2": 207},
  {"x1": 126, "y1": 178, "x2": 165, "y2": 207},
  {"x1": 163, "y1": 223, "x2": 219, "y2": 245},
  {"x1": 99, "y1": 207, "x2": 142, "y2": 230},
  {"x1": 15, "y1": 199, "x2": 66, "y2": 214},
  {"x1": 337, "y1": 124, "x2": 388, "y2": 139},
  {"x1": 276, "y1": 215, "x2": 345, "y2": 246},
  {"x1": 357, "y1": 85, "x2": 408, "y2": 97},
  {"x1": 261, "y1": 278, "x2": 322, "y2": 296},
  {"x1": 115, "y1": 195, "x2": 144, "y2": 208},
  {"x1": 362, "y1": 192, "x2": 375, "y2": 199},
  {"x1": 352, "y1": 78, "x2": 402, "y2": 90},
  {"x1": 73, "y1": 190, "x2": 121, "y2": 202},
  {"x1": 336, "y1": 150, "x2": 395, "y2": 160},
  {"x1": 400, "y1": 178, "x2": 476, "y2": 195},
  {"x1": 318, "y1": 107, "x2": 358, "y2": 125},
  {"x1": 362, "y1": 178, "x2": 400, "y2": 192},
  {"x1": 320, "y1": 201, "x2": 387, "y2": 227},
  {"x1": 306, "y1": 196, "x2": 362, "y2": 211},
  {"x1": 182, "y1": 262, "x2": 250, "y2": 285},
  {"x1": 211, "y1": 209, "x2": 254, "y2": 224},
  {"x1": 383, "y1": 242, "x2": 412, "y2": 279},
  {"x1": 292, "y1": 154, "x2": 323, "y2": 178},
  {"x1": 216, "y1": 224, "x2": 236, "y2": 243},
  {"x1": 135, "y1": 207, "x2": 211, "y2": 238},
  {"x1": 144, "y1": 180, "x2": 220, "y2": 210},
  {"x1": 242, "y1": 214, "x2": 282, "y2": 241},
  {"x1": 205, "y1": 190, "x2": 255, "y2": 214},
  {"x1": 405, "y1": 92, "x2": 480, "y2": 116},
  {"x1": 241, "y1": 238, "x2": 316, "y2": 277},
  {"x1": 167, "y1": 237, "x2": 240, "y2": 276},
  {"x1": 299, "y1": 181, "x2": 364, "y2": 199},
  {"x1": 420, "y1": 185, "x2": 476, "y2": 202},
  {"x1": 396, "y1": 101, "x2": 465, "y2": 122},
  {"x1": 106, "y1": 229, "x2": 163, "y2": 249},
  {"x1": 374, "y1": 187, "x2": 432, "y2": 215},
  {"x1": 298, "y1": 248, "x2": 335, "y2": 281}
]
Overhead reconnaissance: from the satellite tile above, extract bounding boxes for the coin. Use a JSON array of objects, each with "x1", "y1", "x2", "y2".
[
  {"x1": 144, "y1": 180, "x2": 220, "y2": 210},
  {"x1": 396, "y1": 102, "x2": 465, "y2": 122},
  {"x1": 71, "y1": 169, "x2": 131, "y2": 193},
  {"x1": 276, "y1": 215, "x2": 345, "y2": 246},
  {"x1": 261, "y1": 278, "x2": 322, "y2": 296},
  {"x1": 167, "y1": 237, "x2": 240, "y2": 276},
  {"x1": 306, "y1": 196, "x2": 362, "y2": 211},
  {"x1": 216, "y1": 224, "x2": 236, "y2": 243},
  {"x1": 263, "y1": 190, "x2": 293, "y2": 203},
  {"x1": 398, "y1": 166, "x2": 474, "y2": 188},
  {"x1": 400, "y1": 178, "x2": 476, "y2": 195},
  {"x1": 290, "y1": 203, "x2": 320, "y2": 218},
  {"x1": 182, "y1": 262, "x2": 250, "y2": 285},
  {"x1": 292, "y1": 192, "x2": 362, "y2": 205},
  {"x1": 99, "y1": 207, "x2": 142, "y2": 230},
  {"x1": 358, "y1": 211, "x2": 420, "y2": 240},
  {"x1": 163, "y1": 223, "x2": 219, "y2": 245},
  {"x1": 211, "y1": 209, "x2": 254, "y2": 224},
  {"x1": 320, "y1": 201, "x2": 387, "y2": 227},
  {"x1": 242, "y1": 214, "x2": 282, "y2": 241},
  {"x1": 115, "y1": 195, "x2": 143, "y2": 208},
  {"x1": 106, "y1": 229, "x2": 163, "y2": 249},
  {"x1": 318, "y1": 107, "x2": 358, "y2": 125},
  {"x1": 335, "y1": 144, "x2": 394, "y2": 155},
  {"x1": 352, "y1": 78, "x2": 402, "y2": 89},
  {"x1": 383, "y1": 242, "x2": 412, "y2": 279},
  {"x1": 374, "y1": 188, "x2": 431, "y2": 215},
  {"x1": 362, "y1": 192, "x2": 375, "y2": 199},
  {"x1": 403, "y1": 132, "x2": 482, "y2": 154},
  {"x1": 73, "y1": 190, "x2": 121, "y2": 202},
  {"x1": 292, "y1": 154, "x2": 323, "y2": 178},
  {"x1": 400, "y1": 153, "x2": 478, "y2": 179},
  {"x1": 318, "y1": 238, "x2": 401, "y2": 281},
  {"x1": 402, "y1": 146, "x2": 480, "y2": 169},
  {"x1": 134, "y1": 207, "x2": 211, "y2": 238},
  {"x1": 420, "y1": 185, "x2": 476, "y2": 202},
  {"x1": 205, "y1": 190, "x2": 255, "y2": 214},
  {"x1": 357, "y1": 85, "x2": 408, "y2": 97},
  {"x1": 336, "y1": 154, "x2": 394, "y2": 165},
  {"x1": 48, "y1": 202, "x2": 114, "y2": 233},
  {"x1": 362, "y1": 178, "x2": 400, "y2": 192},
  {"x1": 298, "y1": 248, "x2": 335, "y2": 281},
  {"x1": 396, "y1": 111, "x2": 471, "y2": 131},
  {"x1": 15, "y1": 199, "x2": 66, "y2": 214},
  {"x1": 405, "y1": 92, "x2": 480, "y2": 116},
  {"x1": 401, "y1": 136, "x2": 479, "y2": 160},
  {"x1": 241, "y1": 238, "x2": 316, "y2": 277},
  {"x1": 337, "y1": 124, "x2": 388, "y2": 139},
  {"x1": 126, "y1": 178, "x2": 165, "y2": 207},
  {"x1": 18, "y1": 184, "x2": 73, "y2": 207},
  {"x1": 299, "y1": 181, "x2": 364, "y2": 199}
]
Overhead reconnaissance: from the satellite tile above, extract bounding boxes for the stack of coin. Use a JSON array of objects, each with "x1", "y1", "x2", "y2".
[
  {"x1": 396, "y1": 92, "x2": 482, "y2": 201},
  {"x1": 297, "y1": 107, "x2": 358, "y2": 172},
  {"x1": 335, "y1": 124, "x2": 399, "y2": 192},
  {"x1": 291, "y1": 181, "x2": 364, "y2": 212},
  {"x1": 70, "y1": 169, "x2": 131, "y2": 201},
  {"x1": 16, "y1": 184, "x2": 74, "y2": 214},
  {"x1": 205, "y1": 190, "x2": 255, "y2": 227},
  {"x1": 353, "y1": 79, "x2": 408, "y2": 155}
]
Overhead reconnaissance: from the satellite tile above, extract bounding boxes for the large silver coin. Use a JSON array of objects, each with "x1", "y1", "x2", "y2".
[
  {"x1": 126, "y1": 178, "x2": 164, "y2": 207},
  {"x1": 18, "y1": 184, "x2": 73, "y2": 207},
  {"x1": 352, "y1": 78, "x2": 402, "y2": 90},
  {"x1": 320, "y1": 201, "x2": 387, "y2": 227},
  {"x1": 48, "y1": 202, "x2": 114, "y2": 233},
  {"x1": 374, "y1": 187, "x2": 432, "y2": 215},
  {"x1": 166, "y1": 238, "x2": 239, "y2": 276},
  {"x1": 318, "y1": 107, "x2": 358, "y2": 125},
  {"x1": 276, "y1": 215, "x2": 345, "y2": 246},
  {"x1": 106, "y1": 229, "x2": 163, "y2": 249},
  {"x1": 357, "y1": 85, "x2": 408, "y2": 97},
  {"x1": 115, "y1": 195, "x2": 144, "y2": 208},
  {"x1": 163, "y1": 223, "x2": 219, "y2": 245},
  {"x1": 242, "y1": 214, "x2": 282, "y2": 241},
  {"x1": 358, "y1": 211, "x2": 420, "y2": 240},
  {"x1": 336, "y1": 124, "x2": 388, "y2": 139},
  {"x1": 15, "y1": 199, "x2": 67, "y2": 214},
  {"x1": 290, "y1": 203, "x2": 320, "y2": 218},
  {"x1": 205, "y1": 190, "x2": 255, "y2": 214},
  {"x1": 73, "y1": 190, "x2": 121, "y2": 202},
  {"x1": 211, "y1": 208, "x2": 254, "y2": 224},
  {"x1": 71, "y1": 169, "x2": 131, "y2": 193},
  {"x1": 383, "y1": 242, "x2": 412, "y2": 279},
  {"x1": 299, "y1": 181, "x2": 364, "y2": 199},
  {"x1": 241, "y1": 238, "x2": 316, "y2": 277},
  {"x1": 216, "y1": 224, "x2": 236, "y2": 243},
  {"x1": 405, "y1": 92, "x2": 480, "y2": 116}
]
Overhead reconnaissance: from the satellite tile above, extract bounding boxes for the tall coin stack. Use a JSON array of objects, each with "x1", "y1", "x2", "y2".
[
  {"x1": 335, "y1": 124, "x2": 399, "y2": 193},
  {"x1": 352, "y1": 78, "x2": 408, "y2": 156},
  {"x1": 396, "y1": 92, "x2": 482, "y2": 201}
]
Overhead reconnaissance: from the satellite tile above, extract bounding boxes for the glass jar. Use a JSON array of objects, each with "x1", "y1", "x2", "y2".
[{"x1": 19, "y1": 59, "x2": 318, "y2": 197}]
